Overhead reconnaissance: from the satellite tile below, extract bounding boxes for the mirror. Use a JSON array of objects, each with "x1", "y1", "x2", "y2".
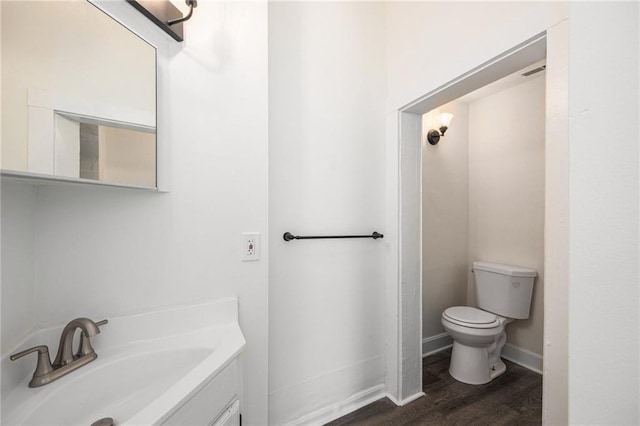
[{"x1": 1, "y1": 0, "x2": 157, "y2": 188}]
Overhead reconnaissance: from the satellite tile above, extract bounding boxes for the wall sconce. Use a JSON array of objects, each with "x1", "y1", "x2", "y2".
[
  {"x1": 127, "y1": 0, "x2": 198, "y2": 42},
  {"x1": 426, "y1": 113, "x2": 454, "y2": 145},
  {"x1": 167, "y1": 0, "x2": 198, "y2": 26}
]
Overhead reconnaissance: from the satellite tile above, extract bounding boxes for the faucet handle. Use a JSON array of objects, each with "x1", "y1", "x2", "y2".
[
  {"x1": 76, "y1": 334, "x2": 95, "y2": 357},
  {"x1": 10, "y1": 345, "x2": 54, "y2": 380},
  {"x1": 76, "y1": 319, "x2": 108, "y2": 358},
  {"x1": 10, "y1": 345, "x2": 50, "y2": 361}
]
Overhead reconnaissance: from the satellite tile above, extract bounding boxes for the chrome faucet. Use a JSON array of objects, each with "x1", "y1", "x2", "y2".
[{"x1": 10, "y1": 318, "x2": 107, "y2": 387}]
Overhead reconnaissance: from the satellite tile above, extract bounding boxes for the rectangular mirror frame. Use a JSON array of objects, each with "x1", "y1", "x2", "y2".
[{"x1": 1, "y1": 0, "x2": 172, "y2": 192}]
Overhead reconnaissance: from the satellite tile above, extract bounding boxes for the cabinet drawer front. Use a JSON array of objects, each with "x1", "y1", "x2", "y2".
[{"x1": 163, "y1": 361, "x2": 238, "y2": 426}]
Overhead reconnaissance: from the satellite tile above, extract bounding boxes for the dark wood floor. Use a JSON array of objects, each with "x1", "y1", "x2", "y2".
[{"x1": 326, "y1": 350, "x2": 542, "y2": 426}]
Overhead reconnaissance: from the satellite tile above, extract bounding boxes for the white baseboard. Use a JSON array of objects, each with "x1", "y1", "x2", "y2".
[
  {"x1": 386, "y1": 391, "x2": 425, "y2": 406},
  {"x1": 501, "y1": 343, "x2": 543, "y2": 374},
  {"x1": 280, "y1": 343, "x2": 541, "y2": 426},
  {"x1": 422, "y1": 333, "x2": 453, "y2": 357},
  {"x1": 287, "y1": 384, "x2": 387, "y2": 426}
]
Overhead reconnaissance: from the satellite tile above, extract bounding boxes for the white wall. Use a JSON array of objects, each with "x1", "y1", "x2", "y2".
[
  {"x1": 0, "y1": 181, "x2": 38, "y2": 398},
  {"x1": 386, "y1": 2, "x2": 567, "y2": 111},
  {"x1": 421, "y1": 102, "x2": 469, "y2": 339},
  {"x1": 568, "y1": 2, "x2": 639, "y2": 423},
  {"x1": 467, "y1": 76, "x2": 545, "y2": 355},
  {"x1": 0, "y1": 1, "x2": 269, "y2": 423},
  {"x1": 269, "y1": 2, "x2": 387, "y2": 424},
  {"x1": 0, "y1": 181, "x2": 37, "y2": 355}
]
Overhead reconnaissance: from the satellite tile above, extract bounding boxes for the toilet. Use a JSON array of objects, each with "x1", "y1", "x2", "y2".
[{"x1": 441, "y1": 261, "x2": 537, "y2": 385}]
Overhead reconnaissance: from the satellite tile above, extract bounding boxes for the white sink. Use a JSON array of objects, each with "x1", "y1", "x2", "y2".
[{"x1": 2, "y1": 299, "x2": 245, "y2": 426}]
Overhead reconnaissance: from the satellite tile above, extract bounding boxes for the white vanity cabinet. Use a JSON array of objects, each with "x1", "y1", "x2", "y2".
[
  {"x1": 162, "y1": 360, "x2": 240, "y2": 426},
  {"x1": 212, "y1": 400, "x2": 240, "y2": 426}
]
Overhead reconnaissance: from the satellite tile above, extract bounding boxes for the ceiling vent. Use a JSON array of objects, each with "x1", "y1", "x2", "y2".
[{"x1": 522, "y1": 65, "x2": 546, "y2": 77}]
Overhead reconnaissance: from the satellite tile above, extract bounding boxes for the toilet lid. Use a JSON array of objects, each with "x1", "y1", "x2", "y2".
[{"x1": 443, "y1": 306, "x2": 501, "y2": 329}]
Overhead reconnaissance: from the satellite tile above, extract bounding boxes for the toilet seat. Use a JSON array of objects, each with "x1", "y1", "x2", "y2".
[{"x1": 443, "y1": 306, "x2": 500, "y2": 329}]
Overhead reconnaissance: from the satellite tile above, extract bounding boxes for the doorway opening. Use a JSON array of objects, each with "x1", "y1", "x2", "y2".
[
  {"x1": 420, "y1": 59, "x2": 546, "y2": 372},
  {"x1": 389, "y1": 31, "x2": 569, "y2": 422}
]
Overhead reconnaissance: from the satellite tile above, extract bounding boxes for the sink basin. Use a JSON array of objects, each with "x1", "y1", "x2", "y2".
[
  {"x1": 2, "y1": 299, "x2": 245, "y2": 426},
  {"x1": 19, "y1": 348, "x2": 211, "y2": 425}
]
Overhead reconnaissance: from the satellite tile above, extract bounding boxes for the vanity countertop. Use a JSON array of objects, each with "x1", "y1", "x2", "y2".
[{"x1": 2, "y1": 298, "x2": 245, "y2": 426}]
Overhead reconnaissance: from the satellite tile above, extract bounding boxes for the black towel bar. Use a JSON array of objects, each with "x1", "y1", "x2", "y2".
[{"x1": 283, "y1": 231, "x2": 383, "y2": 241}]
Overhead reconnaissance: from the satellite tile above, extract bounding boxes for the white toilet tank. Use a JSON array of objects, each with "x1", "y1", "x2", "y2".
[{"x1": 473, "y1": 261, "x2": 537, "y2": 319}]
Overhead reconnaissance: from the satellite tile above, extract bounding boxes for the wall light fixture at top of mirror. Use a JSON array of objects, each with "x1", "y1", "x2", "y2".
[{"x1": 1, "y1": 0, "x2": 161, "y2": 190}]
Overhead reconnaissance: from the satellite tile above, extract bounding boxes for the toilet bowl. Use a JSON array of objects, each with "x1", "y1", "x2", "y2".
[
  {"x1": 441, "y1": 261, "x2": 536, "y2": 385},
  {"x1": 441, "y1": 306, "x2": 511, "y2": 385}
]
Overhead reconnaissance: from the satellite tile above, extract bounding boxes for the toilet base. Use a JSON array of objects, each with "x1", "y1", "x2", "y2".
[
  {"x1": 449, "y1": 342, "x2": 507, "y2": 385},
  {"x1": 490, "y1": 359, "x2": 507, "y2": 380}
]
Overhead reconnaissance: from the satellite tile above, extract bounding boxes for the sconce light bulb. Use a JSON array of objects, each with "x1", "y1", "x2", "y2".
[{"x1": 439, "y1": 112, "x2": 454, "y2": 128}]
